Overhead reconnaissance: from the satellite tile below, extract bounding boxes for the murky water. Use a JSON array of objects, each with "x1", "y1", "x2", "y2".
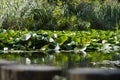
[{"x1": 0, "y1": 50, "x2": 120, "y2": 69}]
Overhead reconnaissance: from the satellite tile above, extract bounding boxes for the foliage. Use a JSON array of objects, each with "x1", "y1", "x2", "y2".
[
  {"x1": 0, "y1": 29, "x2": 119, "y2": 66},
  {"x1": 0, "y1": 0, "x2": 120, "y2": 30},
  {"x1": 0, "y1": 29, "x2": 119, "y2": 52}
]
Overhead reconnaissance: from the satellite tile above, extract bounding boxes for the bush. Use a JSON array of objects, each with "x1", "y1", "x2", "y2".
[
  {"x1": 92, "y1": 0, "x2": 120, "y2": 30},
  {"x1": 75, "y1": 0, "x2": 120, "y2": 30},
  {"x1": 0, "y1": 0, "x2": 120, "y2": 30}
]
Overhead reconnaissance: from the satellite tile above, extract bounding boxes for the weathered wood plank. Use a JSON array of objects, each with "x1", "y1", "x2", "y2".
[
  {"x1": 1, "y1": 64, "x2": 62, "y2": 80},
  {"x1": 68, "y1": 68, "x2": 120, "y2": 80},
  {"x1": 0, "y1": 60, "x2": 17, "y2": 66},
  {"x1": 0, "y1": 60, "x2": 17, "y2": 80}
]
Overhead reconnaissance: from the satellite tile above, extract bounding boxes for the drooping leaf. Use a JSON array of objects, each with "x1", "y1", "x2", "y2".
[{"x1": 56, "y1": 36, "x2": 68, "y2": 45}]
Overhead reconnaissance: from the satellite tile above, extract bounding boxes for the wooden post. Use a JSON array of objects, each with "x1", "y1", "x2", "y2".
[
  {"x1": 0, "y1": 60, "x2": 17, "y2": 80},
  {"x1": 68, "y1": 68, "x2": 120, "y2": 80},
  {"x1": 1, "y1": 64, "x2": 62, "y2": 80}
]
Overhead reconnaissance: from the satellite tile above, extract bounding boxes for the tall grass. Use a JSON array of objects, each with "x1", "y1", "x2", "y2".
[{"x1": 0, "y1": 0, "x2": 120, "y2": 30}]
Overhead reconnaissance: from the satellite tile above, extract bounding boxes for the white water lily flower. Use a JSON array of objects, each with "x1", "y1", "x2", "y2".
[
  {"x1": 49, "y1": 38, "x2": 54, "y2": 42},
  {"x1": 102, "y1": 40, "x2": 107, "y2": 44},
  {"x1": 21, "y1": 33, "x2": 31, "y2": 41},
  {"x1": 52, "y1": 34, "x2": 57, "y2": 38},
  {"x1": 25, "y1": 33, "x2": 31, "y2": 40},
  {"x1": 4, "y1": 47, "x2": 8, "y2": 51},
  {"x1": 32, "y1": 33, "x2": 37, "y2": 37},
  {"x1": 54, "y1": 43, "x2": 60, "y2": 53},
  {"x1": 100, "y1": 43, "x2": 112, "y2": 53},
  {"x1": 74, "y1": 46, "x2": 87, "y2": 56},
  {"x1": 25, "y1": 57, "x2": 31, "y2": 64},
  {"x1": 55, "y1": 43, "x2": 60, "y2": 50}
]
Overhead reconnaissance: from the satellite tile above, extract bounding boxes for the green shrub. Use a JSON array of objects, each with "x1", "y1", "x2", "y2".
[
  {"x1": 0, "y1": 0, "x2": 120, "y2": 30},
  {"x1": 75, "y1": 0, "x2": 120, "y2": 30}
]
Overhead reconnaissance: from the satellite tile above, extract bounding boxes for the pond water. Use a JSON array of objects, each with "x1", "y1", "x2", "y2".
[{"x1": 0, "y1": 50, "x2": 120, "y2": 69}]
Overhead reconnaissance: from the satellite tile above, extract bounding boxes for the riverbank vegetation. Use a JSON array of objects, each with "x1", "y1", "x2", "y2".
[
  {"x1": 0, "y1": 29, "x2": 119, "y2": 52},
  {"x1": 0, "y1": 0, "x2": 120, "y2": 30},
  {"x1": 0, "y1": 29, "x2": 119, "y2": 66}
]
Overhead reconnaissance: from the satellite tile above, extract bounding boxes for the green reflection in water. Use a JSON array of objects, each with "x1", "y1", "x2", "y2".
[{"x1": 0, "y1": 51, "x2": 120, "y2": 68}]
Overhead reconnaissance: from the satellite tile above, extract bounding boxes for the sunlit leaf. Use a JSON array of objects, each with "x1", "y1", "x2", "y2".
[
  {"x1": 21, "y1": 33, "x2": 31, "y2": 41},
  {"x1": 56, "y1": 36, "x2": 68, "y2": 45}
]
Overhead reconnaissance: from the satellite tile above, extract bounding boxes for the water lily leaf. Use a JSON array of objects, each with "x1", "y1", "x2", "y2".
[
  {"x1": 0, "y1": 43, "x2": 4, "y2": 48},
  {"x1": 40, "y1": 44, "x2": 48, "y2": 51},
  {"x1": 21, "y1": 33, "x2": 31, "y2": 41},
  {"x1": 48, "y1": 42, "x2": 60, "y2": 50},
  {"x1": 52, "y1": 33, "x2": 58, "y2": 38},
  {"x1": 72, "y1": 37, "x2": 80, "y2": 43},
  {"x1": 0, "y1": 29, "x2": 6, "y2": 33},
  {"x1": 56, "y1": 36, "x2": 68, "y2": 45}
]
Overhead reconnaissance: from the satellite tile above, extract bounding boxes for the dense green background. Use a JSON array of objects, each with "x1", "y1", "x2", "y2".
[{"x1": 0, "y1": 0, "x2": 120, "y2": 30}]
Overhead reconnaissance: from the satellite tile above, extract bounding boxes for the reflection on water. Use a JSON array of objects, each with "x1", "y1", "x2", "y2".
[{"x1": 0, "y1": 50, "x2": 120, "y2": 69}]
